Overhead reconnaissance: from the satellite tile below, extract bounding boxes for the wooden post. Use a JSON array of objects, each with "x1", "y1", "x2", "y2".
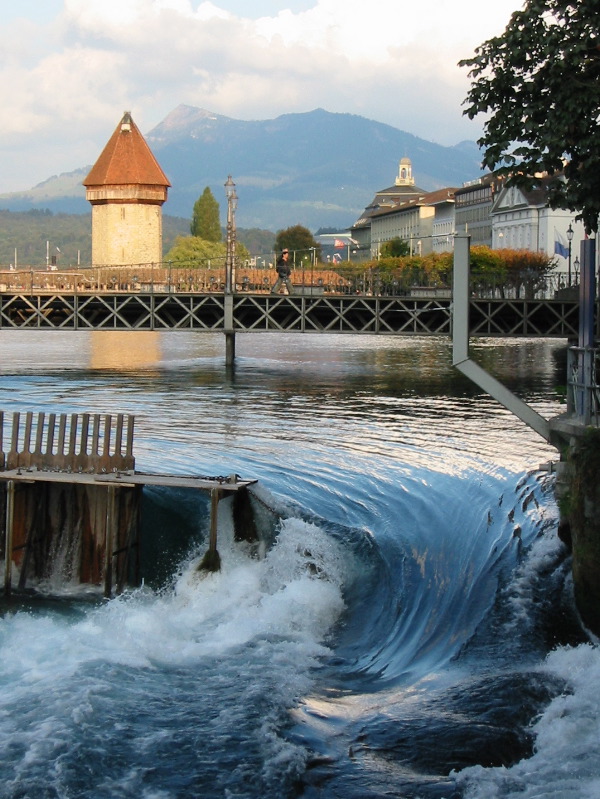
[
  {"x1": 4, "y1": 480, "x2": 15, "y2": 597},
  {"x1": 104, "y1": 485, "x2": 117, "y2": 598},
  {"x1": 114, "y1": 485, "x2": 142, "y2": 594},
  {"x1": 18, "y1": 483, "x2": 47, "y2": 590},
  {"x1": 209, "y1": 487, "x2": 219, "y2": 555},
  {"x1": 196, "y1": 487, "x2": 222, "y2": 572}
]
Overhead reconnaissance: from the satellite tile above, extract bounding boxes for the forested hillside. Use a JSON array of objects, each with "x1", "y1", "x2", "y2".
[{"x1": 0, "y1": 210, "x2": 275, "y2": 267}]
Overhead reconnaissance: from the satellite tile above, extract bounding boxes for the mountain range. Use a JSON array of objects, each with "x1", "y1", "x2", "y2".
[{"x1": 0, "y1": 106, "x2": 484, "y2": 232}]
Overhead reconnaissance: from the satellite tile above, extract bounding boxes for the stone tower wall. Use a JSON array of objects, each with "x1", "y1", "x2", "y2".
[{"x1": 91, "y1": 201, "x2": 164, "y2": 266}]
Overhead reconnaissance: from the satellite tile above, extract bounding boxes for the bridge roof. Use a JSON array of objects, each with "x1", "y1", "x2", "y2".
[{"x1": 83, "y1": 112, "x2": 171, "y2": 188}]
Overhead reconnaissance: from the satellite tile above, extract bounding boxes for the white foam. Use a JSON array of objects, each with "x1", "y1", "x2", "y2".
[
  {"x1": 0, "y1": 516, "x2": 351, "y2": 793},
  {"x1": 500, "y1": 517, "x2": 565, "y2": 634},
  {"x1": 0, "y1": 514, "x2": 348, "y2": 687},
  {"x1": 457, "y1": 643, "x2": 600, "y2": 798}
]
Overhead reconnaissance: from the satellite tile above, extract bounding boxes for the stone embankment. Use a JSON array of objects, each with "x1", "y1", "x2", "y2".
[{"x1": 553, "y1": 426, "x2": 600, "y2": 636}]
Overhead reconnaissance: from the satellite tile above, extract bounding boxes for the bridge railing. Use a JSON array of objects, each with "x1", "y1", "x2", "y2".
[
  {"x1": 0, "y1": 263, "x2": 586, "y2": 301},
  {"x1": 567, "y1": 346, "x2": 600, "y2": 427}
]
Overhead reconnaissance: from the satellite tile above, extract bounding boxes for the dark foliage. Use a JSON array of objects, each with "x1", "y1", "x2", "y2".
[{"x1": 460, "y1": 0, "x2": 600, "y2": 232}]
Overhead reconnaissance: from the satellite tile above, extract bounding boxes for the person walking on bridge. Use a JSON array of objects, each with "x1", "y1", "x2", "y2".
[{"x1": 271, "y1": 249, "x2": 293, "y2": 294}]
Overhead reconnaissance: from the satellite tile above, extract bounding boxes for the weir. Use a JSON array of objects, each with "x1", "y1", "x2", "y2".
[{"x1": 0, "y1": 411, "x2": 257, "y2": 598}]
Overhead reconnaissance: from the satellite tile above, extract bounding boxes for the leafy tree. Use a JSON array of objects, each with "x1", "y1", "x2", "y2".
[
  {"x1": 380, "y1": 237, "x2": 410, "y2": 258},
  {"x1": 469, "y1": 245, "x2": 503, "y2": 273},
  {"x1": 275, "y1": 225, "x2": 320, "y2": 262},
  {"x1": 497, "y1": 248, "x2": 556, "y2": 298},
  {"x1": 460, "y1": 0, "x2": 600, "y2": 233},
  {"x1": 164, "y1": 235, "x2": 249, "y2": 265},
  {"x1": 191, "y1": 187, "x2": 222, "y2": 241},
  {"x1": 165, "y1": 236, "x2": 226, "y2": 265},
  {"x1": 335, "y1": 247, "x2": 554, "y2": 297}
]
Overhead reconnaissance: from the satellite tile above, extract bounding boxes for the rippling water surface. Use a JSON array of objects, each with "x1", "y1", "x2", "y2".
[{"x1": 0, "y1": 331, "x2": 597, "y2": 799}]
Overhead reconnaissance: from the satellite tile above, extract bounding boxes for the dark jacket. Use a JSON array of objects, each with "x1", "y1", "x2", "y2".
[{"x1": 276, "y1": 255, "x2": 290, "y2": 277}]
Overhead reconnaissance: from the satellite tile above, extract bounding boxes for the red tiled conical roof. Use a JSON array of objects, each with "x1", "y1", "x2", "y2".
[{"x1": 83, "y1": 111, "x2": 171, "y2": 188}]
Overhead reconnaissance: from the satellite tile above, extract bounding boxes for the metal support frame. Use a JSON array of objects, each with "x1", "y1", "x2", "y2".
[
  {"x1": 452, "y1": 234, "x2": 551, "y2": 442},
  {"x1": 0, "y1": 289, "x2": 584, "y2": 338},
  {"x1": 567, "y1": 346, "x2": 599, "y2": 426},
  {"x1": 570, "y1": 238, "x2": 598, "y2": 426}
]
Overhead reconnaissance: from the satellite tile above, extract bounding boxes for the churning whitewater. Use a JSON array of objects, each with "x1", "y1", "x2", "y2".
[{"x1": 0, "y1": 331, "x2": 597, "y2": 799}]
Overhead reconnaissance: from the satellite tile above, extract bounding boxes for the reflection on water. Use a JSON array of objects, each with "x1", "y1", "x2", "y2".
[{"x1": 89, "y1": 331, "x2": 163, "y2": 369}]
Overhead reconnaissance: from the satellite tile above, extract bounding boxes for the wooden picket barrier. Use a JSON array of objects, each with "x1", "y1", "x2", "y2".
[
  {"x1": 0, "y1": 411, "x2": 135, "y2": 473},
  {"x1": 0, "y1": 411, "x2": 257, "y2": 598}
]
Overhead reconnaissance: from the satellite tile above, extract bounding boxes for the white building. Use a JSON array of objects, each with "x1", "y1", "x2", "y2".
[
  {"x1": 350, "y1": 157, "x2": 427, "y2": 255},
  {"x1": 491, "y1": 177, "x2": 586, "y2": 275},
  {"x1": 369, "y1": 188, "x2": 457, "y2": 257}
]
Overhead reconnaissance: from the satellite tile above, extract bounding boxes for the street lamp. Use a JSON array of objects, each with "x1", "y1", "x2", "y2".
[
  {"x1": 566, "y1": 222, "x2": 574, "y2": 286},
  {"x1": 573, "y1": 256, "x2": 580, "y2": 285},
  {"x1": 224, "y1": 175, "x2": 238, "y2": 294}
]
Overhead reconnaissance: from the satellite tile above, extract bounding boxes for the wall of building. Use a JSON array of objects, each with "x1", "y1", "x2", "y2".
[
  {"x1": 371, "y1": 206, "x2": 435, "y2": 257},
  {"x1": 454, "y1": 184, "x2": 494, "y2": 247},
  {"x1": 432, "y1": 205, "x2": 455, "y2": 252},
  {"x1": 91, "y1": 203, "x2": 163, "y2": 266}
]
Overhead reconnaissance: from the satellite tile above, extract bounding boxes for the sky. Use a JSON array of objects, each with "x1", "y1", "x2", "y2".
[{"x1": 0, "y1": 0, "x2": 524, "y2": 193}]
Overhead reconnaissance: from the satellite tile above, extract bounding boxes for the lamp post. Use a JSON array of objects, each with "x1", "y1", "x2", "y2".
[
  {"x1": 566, "y1": 222, "x2": 574, "y2": 286},
  {"x1": 224, "y1": 175, "x2": 238, "y2": 294}
]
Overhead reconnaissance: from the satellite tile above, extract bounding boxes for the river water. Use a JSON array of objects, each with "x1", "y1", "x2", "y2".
[{"x1": 0, "y1": 331, "x2": 597, "y2": 799}]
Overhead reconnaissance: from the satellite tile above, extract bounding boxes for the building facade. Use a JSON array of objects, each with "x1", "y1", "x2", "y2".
[
  {"x1": 369, "y1": 188, "x2": 457, "y2": 257},
  {"x1": 454, "y1": 174, "x2": 501, "y2": 247},
  {"x1": 353, "y1": 161, "x2": 590, "y2": 271},
  {"x1": 350, "y1": 157, "x2": 426, "y2": 255},
  {"x1": 490, "y1": 177, "x2": 586, "y2": 276}
]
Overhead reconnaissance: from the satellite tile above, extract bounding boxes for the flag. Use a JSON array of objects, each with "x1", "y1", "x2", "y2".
[
  {"x1": 554, "y1": 229, "x2": 569, "y2": 259},
  {"x1": 334, "y1": 239, "x2": 346, "y2": 248}
]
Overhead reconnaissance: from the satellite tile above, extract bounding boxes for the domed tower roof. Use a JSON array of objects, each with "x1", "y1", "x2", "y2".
[
  {"x1": 395, "y1": 157, "x2": 414, "y2": 187},
  {"x1": 83, "y1": 111, "x2": 170, "y2": 192}
]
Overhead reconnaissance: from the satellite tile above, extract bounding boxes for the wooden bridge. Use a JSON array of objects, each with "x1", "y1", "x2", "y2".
[{"x1": 0, "y1": 289, "x2": 589, "y2": 338}]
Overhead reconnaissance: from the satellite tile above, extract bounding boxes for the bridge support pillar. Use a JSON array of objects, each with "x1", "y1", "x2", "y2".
[
  {"x1": 225, "y1": 331, "x2": 236, "y2": 367},
  {"x1": 224, "y1": 294, "x2": 235, "y2": 367}
]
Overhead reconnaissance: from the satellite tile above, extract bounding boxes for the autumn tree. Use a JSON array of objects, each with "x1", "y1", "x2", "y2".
[
  {"x1": 191, "y1": 187, "x2": 222, "y2": 241},
  {"x1": 460, "y1": 0, "x2": 600, "y2": 233},
  {"x1": 336, "y1": 247, "x2": 554, "y2": 297},
  {"x1": 469, "y1": 246, "x2": 556, "y2": 298}
]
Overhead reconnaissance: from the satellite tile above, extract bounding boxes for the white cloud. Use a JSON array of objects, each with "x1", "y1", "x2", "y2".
[{"x1": 0, "y1": 0, "x2": 523, "y2": 192}]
